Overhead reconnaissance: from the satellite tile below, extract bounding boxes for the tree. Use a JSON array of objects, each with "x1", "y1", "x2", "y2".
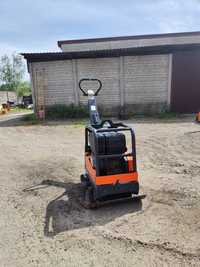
[
  {"x1": 0, "y1": 53, "x2": 25, "y2": 101},
  {"x1": 16, "y1": 81, "x2": 31, "y2": 97}
]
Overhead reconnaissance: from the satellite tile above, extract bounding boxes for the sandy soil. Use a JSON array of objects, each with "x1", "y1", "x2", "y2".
[{"x1": 0, "y1": 114, "x2": 200, "y2": 266}]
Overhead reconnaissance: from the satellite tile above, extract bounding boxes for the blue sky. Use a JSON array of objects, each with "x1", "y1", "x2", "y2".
[{"x1": 0, "y1": 0, "x2": 200, "y2": 57}]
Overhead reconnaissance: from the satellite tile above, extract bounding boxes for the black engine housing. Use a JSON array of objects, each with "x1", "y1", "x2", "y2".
[{"x1": 89, "y1": 131, "x2": 128, "y2": 176}]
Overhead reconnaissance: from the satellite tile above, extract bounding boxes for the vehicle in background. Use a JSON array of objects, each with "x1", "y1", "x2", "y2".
[{"x1": 22, "y1": 95, "x2": 33, "y2": 108}]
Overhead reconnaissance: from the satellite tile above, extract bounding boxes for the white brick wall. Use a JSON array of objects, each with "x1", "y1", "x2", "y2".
[
  {"x1": 124, "y1": 54, "x2": 169, "y2": 104},
  {"x1": 76, "y1": 57, "x2": 120, "y2": 107},
  {"x1": 31, "y1": 61, "x2": 75, "y2": 106},
  {"x1": 30, "y1": 53, "x2": 170, "y2": 114}
]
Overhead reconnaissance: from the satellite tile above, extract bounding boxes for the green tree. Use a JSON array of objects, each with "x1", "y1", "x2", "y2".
[
  {"x1": 0, "y1": 53, "x2": 25, "y2": 101},
  {"x1": 16, "y1": 81, "x2": 31, "y2": 97}
]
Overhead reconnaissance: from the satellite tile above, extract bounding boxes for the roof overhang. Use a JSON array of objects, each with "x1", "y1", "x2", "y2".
[{"x1": 22, "y1": 43, "x2": 200, "y2": 64}]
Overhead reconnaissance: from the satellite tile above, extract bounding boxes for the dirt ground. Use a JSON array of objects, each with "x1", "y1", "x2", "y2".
[{"x1": 0, "y1": 114, "x2": 200, "y2": 266}]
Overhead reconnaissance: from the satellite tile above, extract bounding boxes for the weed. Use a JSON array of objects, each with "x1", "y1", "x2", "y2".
[{"x1": 46, "y1": 104, "x2": 88, "y2": 119}]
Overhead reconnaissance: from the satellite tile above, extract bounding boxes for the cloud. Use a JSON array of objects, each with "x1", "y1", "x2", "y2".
[{"x1": 0, "y1": 0, "x2": 199, "y2": 57}]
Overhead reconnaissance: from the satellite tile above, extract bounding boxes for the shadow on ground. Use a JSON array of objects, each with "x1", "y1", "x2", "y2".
[
  {"x1": 24, "y1": 180, "x2": 143, "y2": 237},
  {"x1": 0, "y1": 113, "x2": 34, "y2": 127}
]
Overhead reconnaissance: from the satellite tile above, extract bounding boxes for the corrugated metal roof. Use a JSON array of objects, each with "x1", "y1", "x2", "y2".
[{"x1": 22, "y1": 43, "x2": 200, "y2": 63}]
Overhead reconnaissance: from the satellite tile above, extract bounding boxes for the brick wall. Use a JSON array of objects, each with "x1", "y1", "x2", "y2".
[{"x1": 30, "y1": 53, "x2": 171, "y2": 115}]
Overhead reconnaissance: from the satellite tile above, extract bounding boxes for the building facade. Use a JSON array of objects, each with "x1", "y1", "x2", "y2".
[
  {"x1": 23, "y1": 31, "x2": 200, "y2": 116},
  {"x1": 0, "y1": 91, "x2": 19, "y2": 105}
]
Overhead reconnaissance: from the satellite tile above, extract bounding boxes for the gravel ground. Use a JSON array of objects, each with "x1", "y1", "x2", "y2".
[{"x1": 0, "y1": 114, "x2": 200, "y2": 266}]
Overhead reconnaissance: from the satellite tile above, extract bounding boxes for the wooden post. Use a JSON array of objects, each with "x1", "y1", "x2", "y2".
[{"x1": 35, "y1": 68, "x2": 46, "y2": 119}]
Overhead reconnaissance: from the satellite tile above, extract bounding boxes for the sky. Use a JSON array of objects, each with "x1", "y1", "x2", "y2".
[{"x1": 0, "y1": 0, "x2": 200, "y2": 59}]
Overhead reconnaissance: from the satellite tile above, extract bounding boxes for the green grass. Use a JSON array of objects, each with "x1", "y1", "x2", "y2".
[
  {"x1": 46, "y1": 104, "x2": 89, "y2": 119},
  {"x1": 129, "y1": 111, "x2": 179, "y2": 120},
  {"x1": 10, "y1": 107, "x2": 32, "y2": 113},
  {"x1": 72, "y1": 119, "x2": 87, "y2": 127},
  {"x1": 155, "y1": 112, "x2": 179, "y2": 119}
]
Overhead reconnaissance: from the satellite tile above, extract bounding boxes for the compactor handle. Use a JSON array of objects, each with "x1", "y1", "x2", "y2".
[{"x1": 79, "y1": 78, "x2": 102, "y2": 96}]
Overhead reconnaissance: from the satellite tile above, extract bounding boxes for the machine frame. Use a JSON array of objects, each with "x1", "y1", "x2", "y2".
[{"x1": 79, "y1": 78, "x2": 144, "y2": 208}]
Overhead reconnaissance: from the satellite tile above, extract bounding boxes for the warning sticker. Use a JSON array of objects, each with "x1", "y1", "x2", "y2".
[{"x1": 91, "y1": 106, "x2": 96, "y2": 111}]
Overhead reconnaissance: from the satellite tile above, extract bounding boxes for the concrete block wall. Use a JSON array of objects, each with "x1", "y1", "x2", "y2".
[
  {"x1": 124, "y1": 55, "x2": 169, "y2": 103},
  {"x1": 30, "y1": 61, "x2": 75, "y2": 107},
  {"x1": 30, "y1": 53, "x2": 171, "y2": 116},
  {"x1": 0, "y1": 91, "x2": 19, "y2": 104},
  {"x1": 77, "y1": 57, "x2": 120, "y2": 111}
]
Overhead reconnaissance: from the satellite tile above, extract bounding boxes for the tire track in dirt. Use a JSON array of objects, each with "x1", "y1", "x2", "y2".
[
  {"x1": 93, "y1": 230, "x2": 200, "y2": 266},
  {"x1": 101, "y1": 232, "x2": 200, "y2": 260}
]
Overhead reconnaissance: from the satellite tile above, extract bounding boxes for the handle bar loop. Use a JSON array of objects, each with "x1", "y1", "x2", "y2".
[{"x1": 79, "y1": 78, "x2": 102, "y2": 96}]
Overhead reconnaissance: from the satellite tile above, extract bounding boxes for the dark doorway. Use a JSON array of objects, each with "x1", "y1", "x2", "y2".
[{"x1": 171, "y1": 50, "x2": 200, "y2": 113}]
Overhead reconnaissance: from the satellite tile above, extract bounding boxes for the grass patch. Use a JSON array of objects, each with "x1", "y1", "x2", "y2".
[
  {"x1": 128, "y1": 111, "x2": 179, "y2": 120},
  {"x1": 46, "y1": 104, "x2": 88, "y2": 119},
  {"x1": 10, "y1": 107, "x2": 32, "y2": 113},
  {"x1": 72, "y1": 119, "x2": 87, "y2": 127},
  {"x1": 156, "y1": 112, "x2": 179, "y2": 119}
]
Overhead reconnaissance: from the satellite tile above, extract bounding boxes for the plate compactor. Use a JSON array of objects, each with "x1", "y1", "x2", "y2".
[{"x1": 79, "y1": 79, "x2": 145, "y2": 208}]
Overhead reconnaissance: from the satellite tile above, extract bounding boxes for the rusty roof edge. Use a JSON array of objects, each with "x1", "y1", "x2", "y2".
[
  {"x1": 57, "y1": 31, "x2": 200, "y2": 47},
  {"x1": 21, "y1": 43, "x2": 200, "y2": 63}
]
